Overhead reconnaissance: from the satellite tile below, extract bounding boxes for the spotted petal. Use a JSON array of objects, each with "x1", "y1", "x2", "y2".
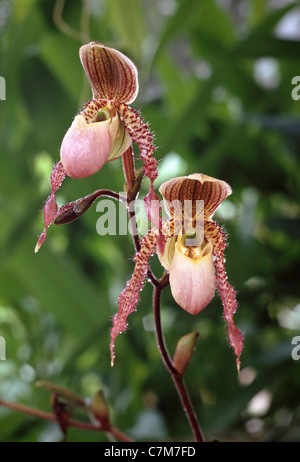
[
  {"x1": 80, "y1": 42, "x2": 139, "y2": 103},
  {"x1": 110, "y1": 228, "x2": 158, "y2": 365},
  {"x1": 116, "y1": 102, "x2": 158, "y2": 184},
  {"x1": 204, "y1": 220, "x2": 243, "y2": 371}
]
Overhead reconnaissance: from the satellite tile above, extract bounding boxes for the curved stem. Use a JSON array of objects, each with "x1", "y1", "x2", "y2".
[
  {"x1": 109, "y1": 426, "x2": 134, "y2": 442},
  {"x1": 152, "y1": 280, "x2": 205, "y2": 443},
  {"x1": 128, "y1": 206, "x2": 141, "y2": 253},
  {"x1": 53, "y1": 0, "x2": 82, "y2": 41},
  {"x1": 80, "y1": 0, "x2": 91, "y2": 43},
  {"x1": 152, "y1": 276, "x2": 176, "y2": 374},
  {"x1": 0, "y1": 399, "x2": 134, "y2": 442}
]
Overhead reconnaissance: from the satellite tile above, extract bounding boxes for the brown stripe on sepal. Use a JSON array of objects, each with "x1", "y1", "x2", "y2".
[
  {"x1": 159, "y1": 174, "x2": 232, "y2": 221},
  {"x1": 79, "y1": 42, "x2": 139, "y2": 104}
]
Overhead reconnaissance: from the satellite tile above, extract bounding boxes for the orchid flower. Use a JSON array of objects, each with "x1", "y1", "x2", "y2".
[
  {"x1": 111, "y1": 174, "x2": 243, "y2": 370},
  {"x1": 35, "y1": 42, "x2": 158, "y2": 252}
]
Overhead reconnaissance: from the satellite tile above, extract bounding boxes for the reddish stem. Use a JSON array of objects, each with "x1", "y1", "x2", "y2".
[
  {"x1": 0, "y1": 399, "x2": 134, "y2": 442},
  {"x1": 122, "y1": 146, "x2": 135, "y2": 192},
  {"x1": 152, "y1": 280, "x2": 205, "y2": 443}
]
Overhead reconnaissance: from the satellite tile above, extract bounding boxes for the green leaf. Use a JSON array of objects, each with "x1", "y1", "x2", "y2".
[
  {"x1": 4, "y1": 233, "x2": 110, "y2": 336},
  {"x1": 40, "y1": 33, "x2": 85, "y2": 104}
]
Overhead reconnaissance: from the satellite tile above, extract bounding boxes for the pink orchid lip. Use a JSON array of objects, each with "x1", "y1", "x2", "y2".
[
  {"x1": 169, "y1": 239, "x2": 216, "y2": 315},
  {"x1": 60, "y1": 103, "x2": 132, "y2": 179},
  {"x1": 60, "y1": 114, "x2": 112, "y2": 179}
]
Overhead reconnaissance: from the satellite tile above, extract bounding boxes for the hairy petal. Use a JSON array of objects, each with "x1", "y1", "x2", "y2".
[
  {"x1": 35, "y1": 162, "x2": 66, "y2": 253},
  {"x1": 79, "y1": 42, "x2": 139, "y2": 104},
  {"x1": 110, "y1": 228, "x2": 158, "y2": 365},
  {"x1": 115, "y1": 102, "x2": 158, "y2": 185},
  {"x1": 204, "y1": 220, "x2": 243, "y2": 371}
]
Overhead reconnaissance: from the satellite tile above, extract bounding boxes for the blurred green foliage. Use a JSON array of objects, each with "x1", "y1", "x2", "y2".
[{"x1": 0, "y1": 0, "x2": 300, "y2": 442}]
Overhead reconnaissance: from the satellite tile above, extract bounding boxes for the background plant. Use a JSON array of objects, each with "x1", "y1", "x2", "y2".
[{"x1": 0, "y1": 0, "x2": 300, "y2": 442}]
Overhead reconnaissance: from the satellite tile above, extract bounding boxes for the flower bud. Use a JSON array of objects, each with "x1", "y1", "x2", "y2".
[
  {"x1": 173, "y1": 332, "x2": 199, "y2": 374},
  {"x1": 90, "y1": 389, "x2": 110, "y2": 428}
]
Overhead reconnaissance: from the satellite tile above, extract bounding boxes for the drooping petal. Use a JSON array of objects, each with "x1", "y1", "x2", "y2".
[
  {"x1": 79, "y1": 42, "x2": 139, "y2": 104},
  {"x1": 110, "y1": 228, "x2": 158, "y2": 365},
  {"x1": 169, "y1": 239, "x2": 216, "y2": 315},
  {"x1": 35, "y1": 161, "x2": 66, "y2": 252},
  {"x1": 204, "y1": 220, "x2": 243, "y2": 371},
  {"x1": 159, "y1": 174, "x2": 232, "y2": 221},
  {"x1": 115, "y1": 102, "x2": 158, "y2": 185}
]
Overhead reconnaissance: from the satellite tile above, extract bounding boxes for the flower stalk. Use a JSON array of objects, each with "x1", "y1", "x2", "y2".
[
  {"x1": 0, "y1": 398, "x2": 134, "y2": 442},
  {"x1": 153, "y1": 279, "x2": 205, "y2": 443}
]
